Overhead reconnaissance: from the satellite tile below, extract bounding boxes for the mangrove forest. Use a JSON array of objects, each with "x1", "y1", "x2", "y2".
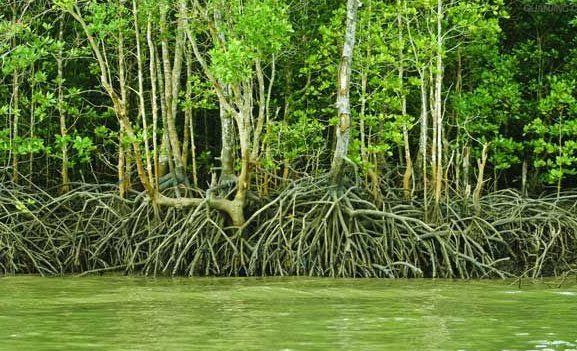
[{"x1": 2, "y1": 0, "x2": 577, "y2": 279}]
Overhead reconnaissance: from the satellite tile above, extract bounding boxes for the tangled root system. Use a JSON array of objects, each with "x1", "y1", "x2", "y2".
[{"x1": 1, "y1": 179, "x2": 576, "y2": 278}]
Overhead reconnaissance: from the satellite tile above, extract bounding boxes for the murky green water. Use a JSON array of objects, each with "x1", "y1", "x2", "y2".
[{"x1": 0, "y1": 277, "x2": 576, "y2": 350}]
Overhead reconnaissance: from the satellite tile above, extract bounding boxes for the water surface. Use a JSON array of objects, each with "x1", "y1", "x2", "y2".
[{"x1": 0, "y1": 276, "x2": 576, "y2": 350}]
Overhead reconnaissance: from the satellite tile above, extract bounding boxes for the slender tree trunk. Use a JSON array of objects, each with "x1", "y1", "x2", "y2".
[
  {"x1": 521, "y1": 158, "x2": 528, "y2": 196},
  {"x1": 473, "y1": 143, "x2": 489, "y2": 208},
  {"x1": 398, "y1": 5, "x2": 413, "y2": 199},
  {"x1": 171, "y1": 0, "x2": 188, "y2": 121},
  {"x1": 261, "y1": 55, "x2": 276, "y2": 194},
  {"x1": 117, "y1": 18, "x2": 130, "y2": 197},
  {"x1": 329, "y1": 0, "x2": 359, "y2": 184},
  {"x1": 29, "y1": 65, "x2": 36, "y2": 182},
  {"x1": 358, "y1": 1, "x2": 379, "y2": 197},
  {"x1": 455, "y1": 48, "x2": 463, "y2": 194},
  {"x1": 233, "y1": 82, "x2": 253, "y2": 205},
  {"x1": 160, "y1": 3, "x2": 185, "y2": 183},
  {"x1": 463, "y1": 146, "x2": 471, "y2": 198},
  {"x1": 182, "y1": 101, "x2": 190, "y2": 171},
  {"x1": 359, "y1": 72, "x2": 368, "y2": 182},
  {"x1": 430, "y1": 64, "x2": 437, "y2": 196},
  {"x1": 417, "y1": 70, "x2": 428, "y2": 204},
  {"x1": 359, "y1": 71, "x2": 379, "y2": 197},
  {"x1": 11, "y1": 70, "x2": 19, "y2": 183},
  {"x1": 185, "y1": 54, "x2": 198, "y2": 187},
  {"x1": 219, "y1": 107, "x2": 236, "y2": 184},
  {"x1": 251, "y1": 59, "x2": 267, "y2": 163},
  {"x1": 148, "y1": 20, "x2": 160, "y2": 190},
  {"x1": 57, "y1": 16, "x2": 70, "y2": 193},
  {"x1": 159, "y1": 77, "x2": 180, "y2": 194},
  {"x1": 433, "y1": 0, "x2": 444, "y2": 204},
  {"x1": 133, "y1": 0, "x2": 154, "y2": 188},
  {"x1": 156, "y1": 44, "x2": 170, "y2": 180},
  {"x1": 212, "y1": 8, "x2": 236, "y2": 186}
]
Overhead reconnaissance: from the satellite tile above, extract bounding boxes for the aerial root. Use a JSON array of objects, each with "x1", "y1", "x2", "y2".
[
  {"x1": 245, "y1": 178, "x2": 508, "y2": 278},
  {"x1": 1, "y1": 180, "x2": 576, "y2": 278}
]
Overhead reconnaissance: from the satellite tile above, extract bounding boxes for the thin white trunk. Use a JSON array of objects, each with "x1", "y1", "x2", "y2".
[
  {"x1": 434, "y1": 0, "x2": 444, "y2": 204},
  {"x1": 419, "y1": 71, "x2": 428, "y2": 203},
  {"x1": 57, "y1": 16, "x2": 70, "y2": 193},
  {"x1": 133, "y1": 0, "x2": 154, "y2": 188},
  {"x1": 147, "y1": 19, "x2": 160, "y2": 190},
  {"x1": 398, "y1": 5, "x2": 412, "y2": 198},
  {"x1": 330, "y1": 0, "x2": 359, "y2": 184}
]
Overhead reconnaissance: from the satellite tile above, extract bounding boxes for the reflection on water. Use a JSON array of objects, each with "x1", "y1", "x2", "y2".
[{"x1": 0, "y1": 277, "x2": 576, "y2": 350}]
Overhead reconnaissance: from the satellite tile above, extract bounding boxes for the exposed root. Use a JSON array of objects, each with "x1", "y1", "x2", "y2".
[
  {"x1": 1, "y1": 179, "x2": 576, "y2": 278},
  {"x1": 245, "y1": 177, "x2": 507, "y2": 278}
]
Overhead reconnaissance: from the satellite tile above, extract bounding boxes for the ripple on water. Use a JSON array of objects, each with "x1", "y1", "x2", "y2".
[
  {"x1": 531, "y1": 339, "x2": 577, "y2": 351},
  {"x1": 1, "y1": 278, "x2": 577, "y2": 351}
]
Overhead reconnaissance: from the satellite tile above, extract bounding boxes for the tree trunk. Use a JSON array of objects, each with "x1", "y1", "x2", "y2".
[
  {"x1": 57, "y1": 16, "x2": 70, "y2": 193},
  {"x1": 186, "y1": 54, "x2": 198, "y2": 187},
  {"x1": 398, "y1": 5, "x2": 413, "y2": 199},
  {"x1": 160, "y1": 3, "x2": 186, "y2": 184},
  {"x1": 329, "y1": 0, "x2": 359, "y2": 184},
  {"x1": 118, "y1": 16, "x2": 130, "y2": 197},
  {"x1": 251, "y1": 59, "x2": 267, "y2": 163},
  {"x1": 133, "y1": 0, "x2": 154, "y2": 188},
  {"x1": 212, "y1": 7, "x2": 237, "y2": 186},
  {"x1": 417, "y1": 71, "x2": 428, "y2": 203},
  {"x1": 220, "y1": 107, "x2": 236, "y2": 184},
  {"x1": 147, "y1": 18, "x2": 160, "y2": 190},
  {"x1": 473, "y1": 143, "x2": 489, "y2": 208},
  {"x1": 29, "y1": 65, "x2": 36, "y2": 182},
  {"x1": 463, "y1": 146, "x2": 471, "y2": 198},
  {"x1": 11, "y1": 70, "x2": 19, "y2": 183},
  {"x1": 433, "y1": 0, "x2": 444, "y2": 204}
]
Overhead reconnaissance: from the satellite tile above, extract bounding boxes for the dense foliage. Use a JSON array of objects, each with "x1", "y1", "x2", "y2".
[{"x1": 1, "y1": 0, "x2": 577, "y2": 278}]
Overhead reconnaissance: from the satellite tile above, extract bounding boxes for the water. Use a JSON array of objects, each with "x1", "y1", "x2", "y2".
[{"x1": 0, "y1": 277, "x2": 576, "y2": 350}]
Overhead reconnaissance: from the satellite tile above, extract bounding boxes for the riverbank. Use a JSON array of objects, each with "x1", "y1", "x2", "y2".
[{"x1": 2, "y1": 180, "x2": 577, "y2": 278}]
